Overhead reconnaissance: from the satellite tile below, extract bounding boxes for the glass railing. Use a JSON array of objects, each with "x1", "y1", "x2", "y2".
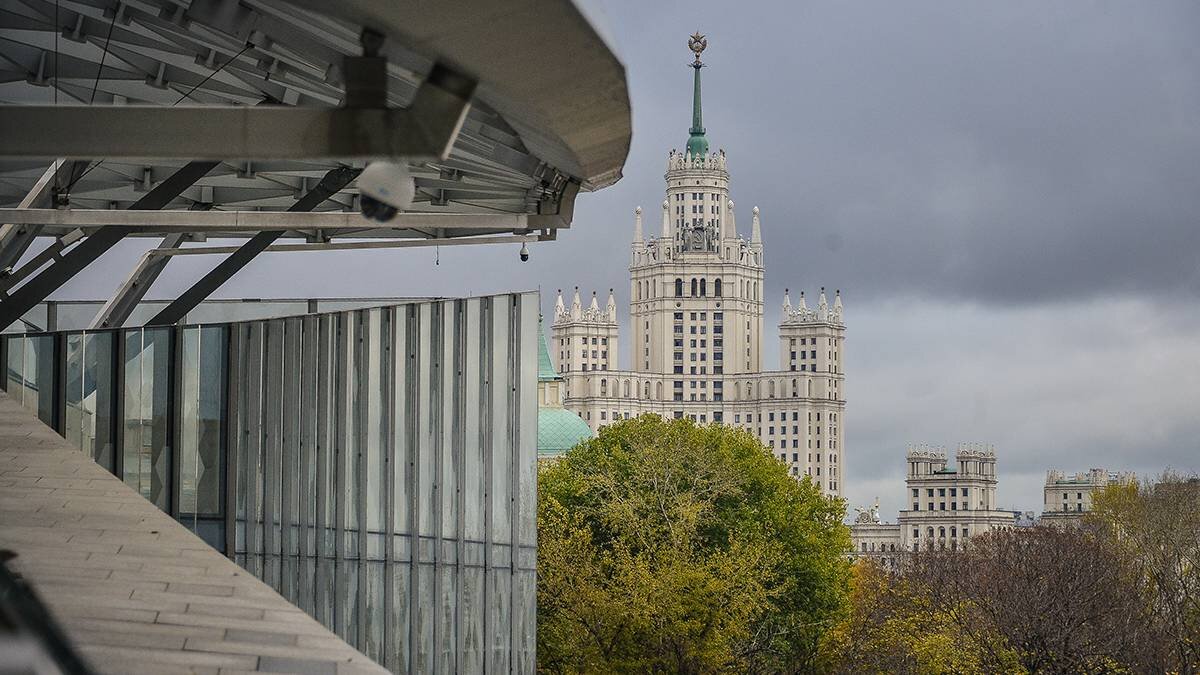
[{"x1": 0, "y1": 293, "x2": 539, "y2": 672}]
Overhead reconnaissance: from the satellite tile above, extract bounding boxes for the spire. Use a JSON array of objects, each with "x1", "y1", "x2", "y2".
[
  {"x1": 537, "y1": 315, "x2": 562, "y2": 383},
  {"x1": 726, "y1": 199, "x2": 736, "y2": 239},
  {"x1": 588, "y1": 291, "x2": 600, "y2": 313},
  {"x1": 606, "y1": 288, "x2": 617, "y2": 321},
  {"x1": 783, "y1": 288, "x2": 792, "y2": 313},
  {"x1": 818, "y1": 287, "x2": 828, "y2": 320},
  {"x1": 798, "y1": 290, "x2": 808, "y2": 311},
  {"x1": 834, "y1": 289, "x2": 843, "y2": 312},
  {"x1": 751, "y1": 205, "x2": 761, "y2": 243},
  {"x1": 554, "y1": 289, "x2": 565, "y2": 317},
  {"x1": 686, "y1": 32, "x2": 709, "y2": 158},
  {"x1": 633, "y1": 206, "x2": 643, "y2": 243},
  {"x1": 661, "y1": 199, "x2": 670, "y2": 238},
  {"x1": 571, "y1": 286, "x2": 582, "y2": 320}
]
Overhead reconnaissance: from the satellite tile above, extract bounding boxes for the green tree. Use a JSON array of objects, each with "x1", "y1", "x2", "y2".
[
  {"x1": 821, "y1": 560, "x2": 1006, "y2": 675},
  {"x1": 1090, "y1": 473, "x2": 1200, "y2": 673},
  {"x1": 537, "y1": 415, "x2": 850, "y2": 674}
]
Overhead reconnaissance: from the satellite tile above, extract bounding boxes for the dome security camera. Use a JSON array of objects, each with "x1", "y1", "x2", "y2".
[
  {"x1": 357, "y1": 162, "x2": 415, "y2": 223},
  {"x1": 519, "y1": 241, "x2": 530, "y2": 262}
]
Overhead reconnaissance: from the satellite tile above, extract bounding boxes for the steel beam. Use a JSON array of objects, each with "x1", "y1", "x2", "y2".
[
  {"x1": 0, "y1": 160, "x2": 86, "y2": 271},
  {"x1": 0, "y1": 65, "x2": 475, "y2": 161},
  {"x1": 144, "y1": 166, "x2": 360, "y2": 327},
  {"x1": 88, "y1": 233, "x2": 189, "y2": 329},
  {"x1": 144, "y1": 233, "x2": 541, "y2": 256},
  {"x1": 0, "y1": 208, "x2": 531, "y2": 232},
  {"x1": 0, "y1": 229, "x2": 85, "y2": 296},
  {"x1": 0, "y1": 161, "x2": 218, "y2": 331}
]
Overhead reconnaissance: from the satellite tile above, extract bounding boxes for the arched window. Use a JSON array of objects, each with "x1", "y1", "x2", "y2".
[
  {"x1": 734, "y1": 382, "x2": 741, "y2": 399},
  {"x1": 807, "y1": 380, "x2": 812, "y2": 397},
  {"x1": 754, "y1": 281, "x2": 759, "y2": 300},
  {"x1": 861, "y1": 542, "x2": 867, "y2": 552},
  {"x1": 950, "y1": 526, "x2": 957, "y2": 538},
  {"x1": 792, "y1": 379, "x2": 798, "y2": 397},
  {"x1": 927, "y1": 527, "x2": 934, "y2": 539},
  {"x1": 675, "y1": 278, "x2": 683, "y2": 297},
  {"x1": 769, "y1": 381, "x2": 776, "y2": 398},
  {"x1": 623, "y1": 380, "x2": 630, "y2": 398},
  {"x1": 700, "y1": 278, "x2": 707, "y2": 297},
  {"x1": 714, "y1": 278, "x2": 722, "y2": 297},
  {"x1": 938, "y1": 527, "x2": 946, "y2": 539},
  {"x1": 600, "y1": 379, "x2": 607, "y2": 397},
  {"x1": 655, "y1": 382, "x2": 663, "y2": 399},
  {"x1": 691, "y1": 278, "x2": 698, "y2": 297},
  {"x1": 644, "y1": 382, "x2": 650, "y2": 399}
]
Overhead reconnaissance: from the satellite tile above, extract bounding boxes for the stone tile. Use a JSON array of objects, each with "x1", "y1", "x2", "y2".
[
  {"x1": 166, "y1": 581, "x2": 236, "y2": 597},
  {"x1": 224, "y1": 628, "x2": 299, "y2": 646},
  {"x1": 254, "y1": 655, "x2": 339, "y2": 675},
  {"x1": 0, "y1": 391, "x2": 386, "y2": 674}
]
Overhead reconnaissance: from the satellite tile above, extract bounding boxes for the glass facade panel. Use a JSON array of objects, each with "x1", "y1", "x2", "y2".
[
  {"x1": 122, "y1": 328, "x2": 172, "y2": 511},
  {"x1": 0, "y1": 292, "x2": 537, "y2": 672},
  {"x1": 179, "y1": 326, "x2": 225, "y2": 518}
]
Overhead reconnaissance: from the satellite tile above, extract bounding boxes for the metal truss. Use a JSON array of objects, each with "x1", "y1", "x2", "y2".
[{"x1": 0, "y1": 0, "x2": 630, "y2": 330}]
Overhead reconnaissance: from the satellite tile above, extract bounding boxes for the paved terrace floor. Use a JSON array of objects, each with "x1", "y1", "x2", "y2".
[{"x1": 0, "y1": 392, "x2": 388, "y2": 675}]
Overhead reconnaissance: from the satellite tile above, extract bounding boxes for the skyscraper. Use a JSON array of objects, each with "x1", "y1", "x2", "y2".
[{"x1": 551, "y1": 34, "x2": 847, "y2": 497}]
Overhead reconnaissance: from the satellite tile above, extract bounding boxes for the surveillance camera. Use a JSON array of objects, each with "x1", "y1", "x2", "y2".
[
  {"x1": 519, "y1": 242, "x2": 530, "y2": 262},
  {"x1": 357, "y1": 162, "x2": 415, "y2": 223}
]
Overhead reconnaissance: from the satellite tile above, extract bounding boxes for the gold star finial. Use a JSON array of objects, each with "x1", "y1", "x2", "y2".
[{"x1": 688, "y1": 31, "x2": 707, "y2": 65}]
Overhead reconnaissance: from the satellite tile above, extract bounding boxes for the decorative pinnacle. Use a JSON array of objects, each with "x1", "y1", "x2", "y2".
[
  {"x1": 685, "y1": 32, "x2": 709, "y2": 158},
  {"x1": 688, "y1": 31, "x2": 707, "y2": 65}
]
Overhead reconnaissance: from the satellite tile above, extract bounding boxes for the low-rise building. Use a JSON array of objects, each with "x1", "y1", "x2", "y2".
[
  {"x1": 1041, "y1": 468, "x2": 1134, "y2": 524},
  {"x1": 851, "y1": 444, "x2": 1016, "y2": 561},
  {"x1": 849, "y1": 499, "x2": 903, "y2": 569},
  {"x1": 898, "y1": 444, "x2": 1015, "y2": 552}
]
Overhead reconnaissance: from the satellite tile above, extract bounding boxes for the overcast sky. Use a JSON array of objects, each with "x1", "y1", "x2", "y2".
[{"x1": 58, "y1": 1, "x2": 1200, "y2": 517}]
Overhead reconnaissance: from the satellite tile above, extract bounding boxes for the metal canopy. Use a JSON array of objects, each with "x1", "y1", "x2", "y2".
[{"x1": 0, "y1": 0, "x2": 630, "y2": 328}]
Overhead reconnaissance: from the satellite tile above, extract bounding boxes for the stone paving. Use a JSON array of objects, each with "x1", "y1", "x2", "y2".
[{"x1": 0, "y1": 391, "x2": 388, "y2": 674}]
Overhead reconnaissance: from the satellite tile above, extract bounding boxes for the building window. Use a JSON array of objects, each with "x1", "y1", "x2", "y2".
[{"x1": 675, "y1": 278, "x2": 683, "y2": 297}]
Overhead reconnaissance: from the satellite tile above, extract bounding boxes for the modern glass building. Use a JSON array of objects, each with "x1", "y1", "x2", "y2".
[{"x1": 0, "y1": 293, "x2": 539, "y2": 672}]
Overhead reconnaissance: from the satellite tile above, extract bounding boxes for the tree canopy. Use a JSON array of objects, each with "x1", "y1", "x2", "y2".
[{"x1": 537, "y1": 415, "x2": 850, "y2": 674}]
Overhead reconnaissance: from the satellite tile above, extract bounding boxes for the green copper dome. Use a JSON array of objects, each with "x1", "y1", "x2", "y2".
[
  {"x1": 537, "y1": 408, "x2": 594, "y2": 458},
  {"x1": 536, "y1": 315, "x2": 594, "y2": 458}
]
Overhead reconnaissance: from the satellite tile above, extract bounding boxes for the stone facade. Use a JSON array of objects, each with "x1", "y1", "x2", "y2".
[
  {"x1": 898, "y1": 444, "x2": 1015, "y2": 551},
  {"x1": 850, "y1": 444, "x2": 1016, "y2": 560},
  {"x1": 549, "y1": 41, "x2": 846, "y2": 497},
  {"x1": 1041, "y1": 468, "x2": 1135, "y2": 524}
]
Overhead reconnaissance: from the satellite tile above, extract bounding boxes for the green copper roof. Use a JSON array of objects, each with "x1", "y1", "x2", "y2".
[
  {"x1": 538, "y1": 408, "x2": 593, "y2": 457},
  {"x1": 686, "y1": 61, "x2": 709, "y2": 158},
  {"x1": 538, "y1": 316, "x2": 561, "y2": 382}
]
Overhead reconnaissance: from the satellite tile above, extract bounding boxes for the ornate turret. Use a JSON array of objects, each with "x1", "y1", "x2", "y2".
[
  {"x1": 571, "y1": 287, "x2": 582, "y2": 320},
  {"x1": 633, "y1": 206, "x2": 643, "y2": 243},
  {"x1": 660, "y1": 199, "x2": 670, "y2": 238},
  {"x1": 686, "y1": 32, "x2": 709, "y2": 158},
  {"x1": 751, "y1": 205, "x2": 762, "y2": 244}
]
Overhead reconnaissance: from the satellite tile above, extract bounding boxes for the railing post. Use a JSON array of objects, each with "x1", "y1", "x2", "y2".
[
  {"x1": 113, "y1": 330, "x2": 126, "y2": 483},
  {"x1": 169, "y1": 325, "x2": 184, "y2": 519},
  {"x1": 52, "y1": 332, "x2": 66, "y2": 435}
]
